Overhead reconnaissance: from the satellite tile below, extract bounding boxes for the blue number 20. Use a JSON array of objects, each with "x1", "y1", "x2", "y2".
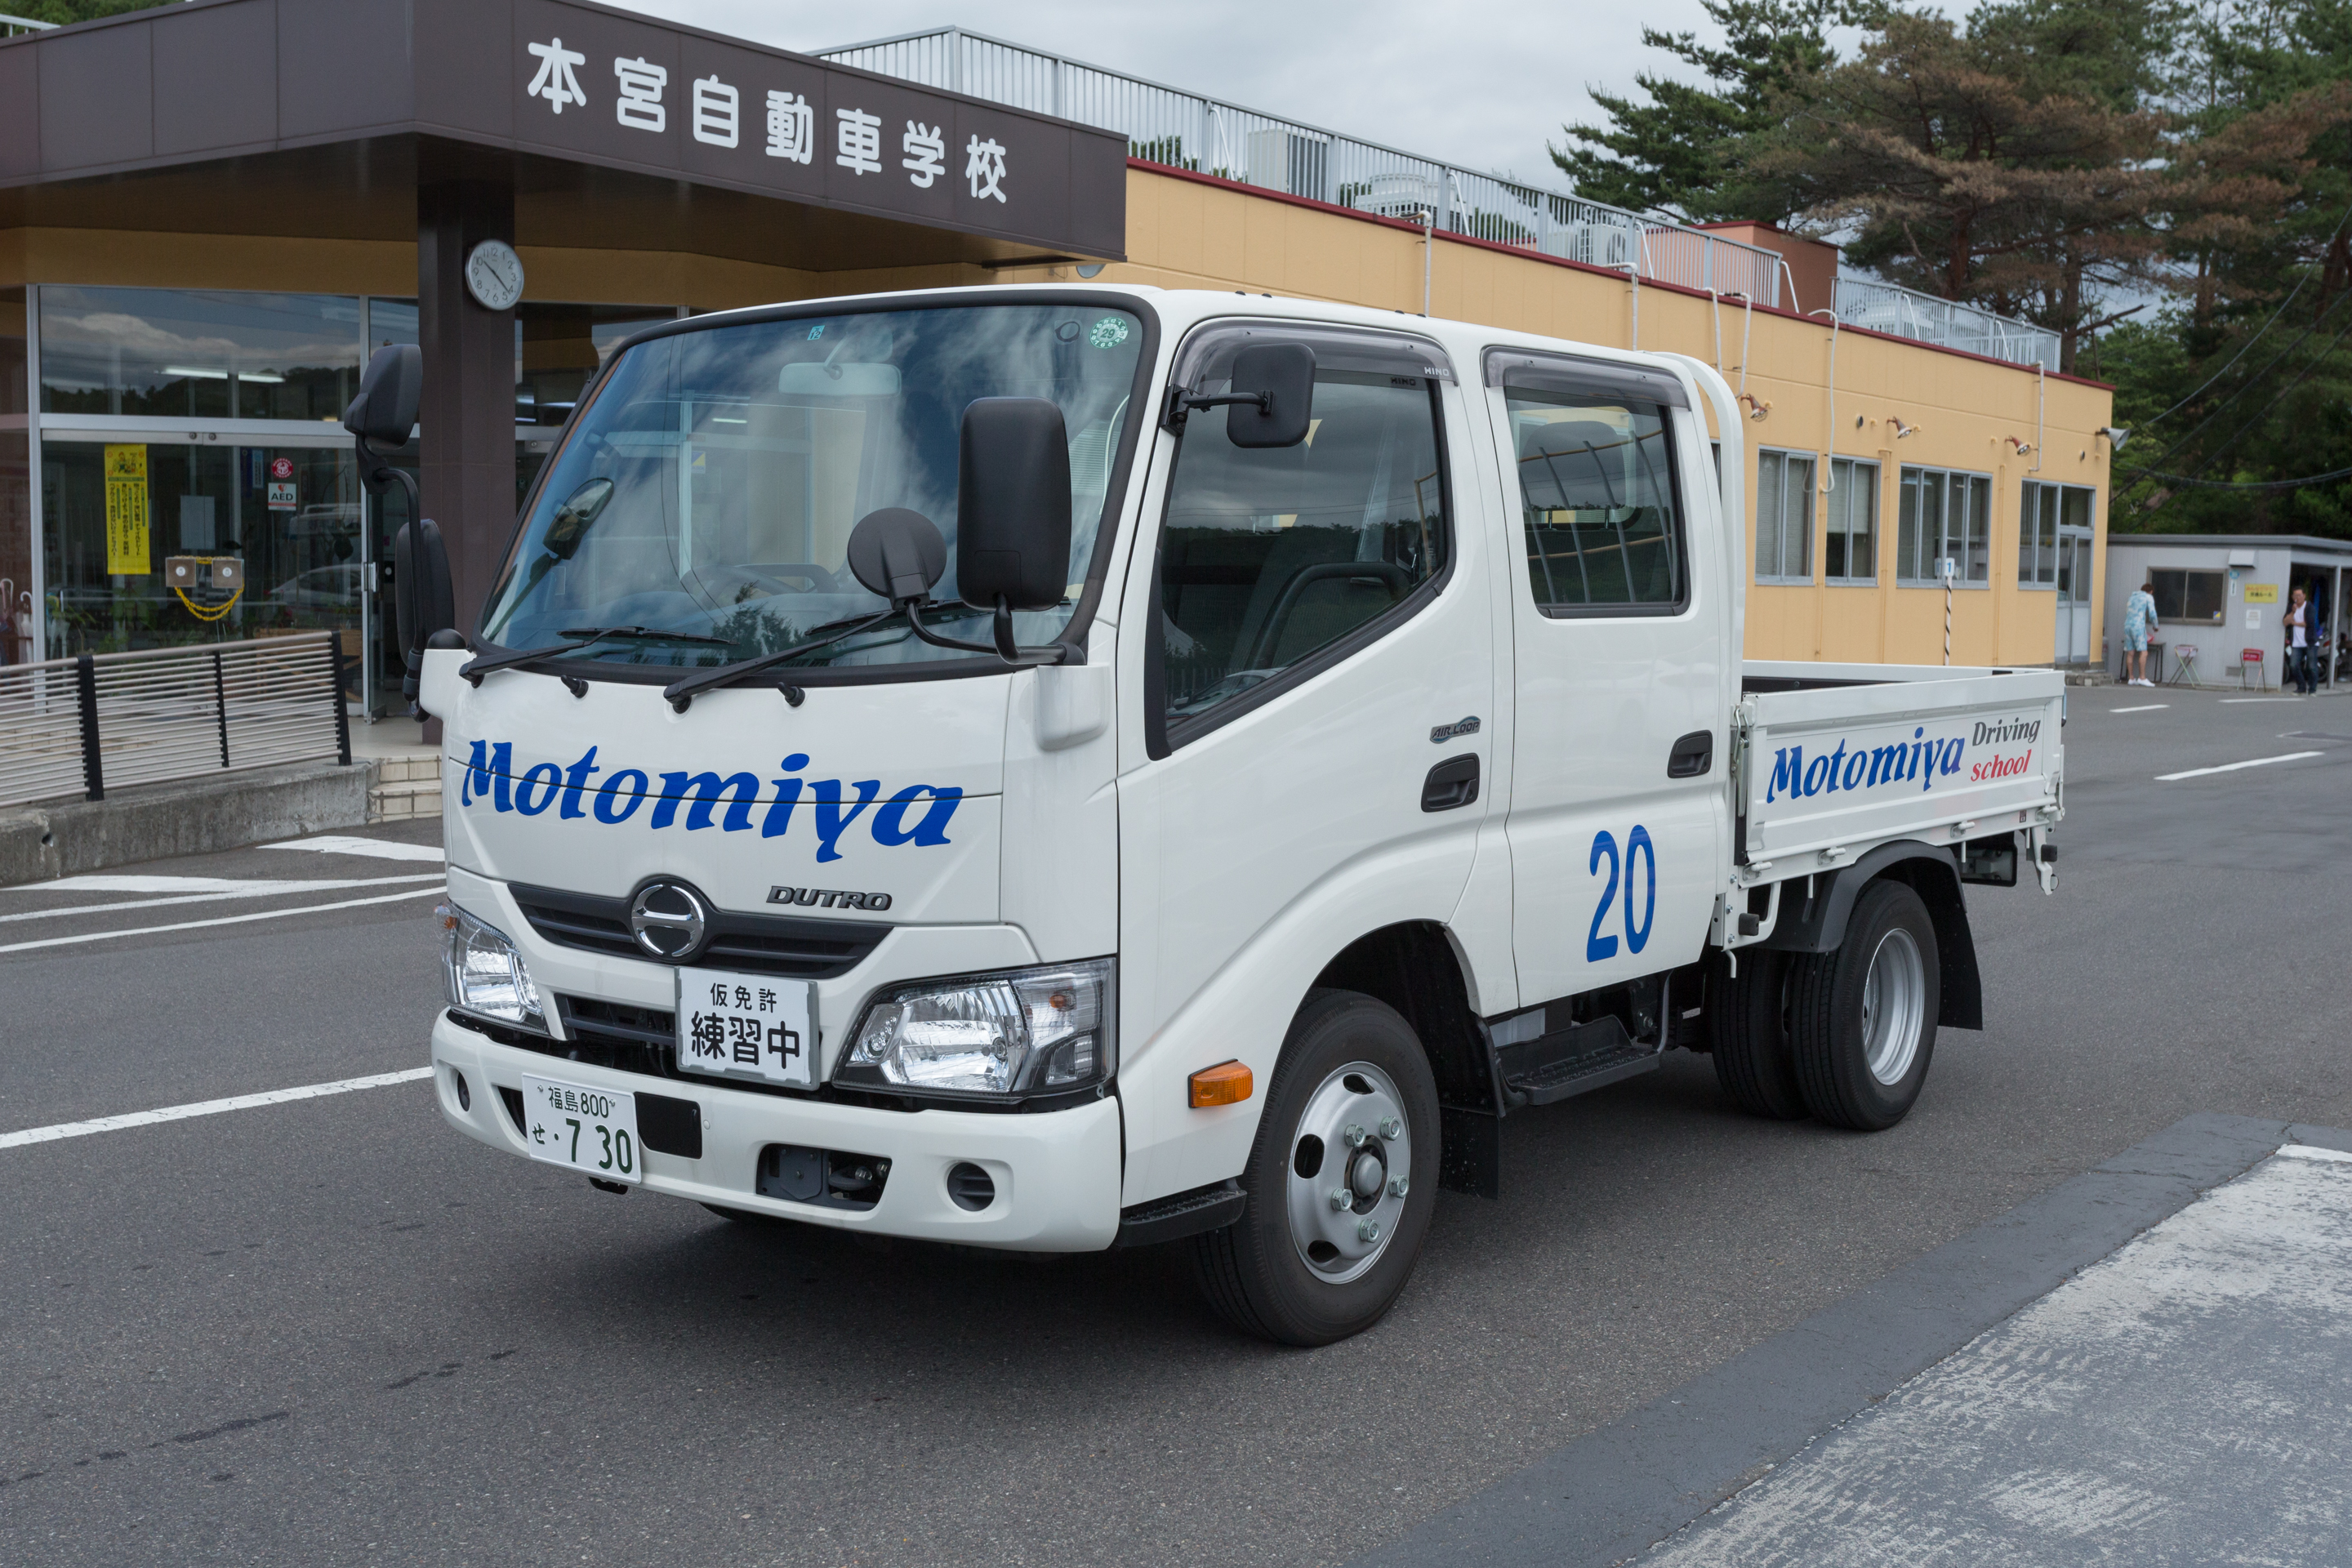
[{"x1": 1588, "y1": 825, "x2": 1657, "y2": 962}]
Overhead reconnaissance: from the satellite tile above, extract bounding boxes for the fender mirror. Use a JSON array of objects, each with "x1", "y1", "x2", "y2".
[{"x1": 956, "y1": 396, "x2": 1072, "y2": 613}]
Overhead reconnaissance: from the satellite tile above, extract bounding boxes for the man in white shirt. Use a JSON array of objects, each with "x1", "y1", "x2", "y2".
[{"x1": 2286, "y1": 587, "x2": 2316, "y2": 694}]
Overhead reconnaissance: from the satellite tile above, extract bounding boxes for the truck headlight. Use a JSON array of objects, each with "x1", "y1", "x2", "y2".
[
  {"x1": 838, "y1": 959, "x2": 1115, "y2": 1098},
  {"x1": 437, "y1": 902, "x2": 546, "y2": 1031}
]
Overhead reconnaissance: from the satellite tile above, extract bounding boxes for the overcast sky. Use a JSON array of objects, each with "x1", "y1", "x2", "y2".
[{"x1": 612, "y1": 0, "x2": 1912, "y2": 196}]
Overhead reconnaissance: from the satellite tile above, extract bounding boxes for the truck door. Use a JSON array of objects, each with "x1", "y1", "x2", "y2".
[
  {"x1": 1484, "y1": 350, "x2": 1724, "y2": 1005},
  {"x1": 1115, "y1": 322, "x2": 1494, "y2": 1202}
]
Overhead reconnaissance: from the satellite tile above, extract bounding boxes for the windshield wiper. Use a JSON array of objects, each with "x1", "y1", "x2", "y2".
[
  {"x1": 660, "y1": 611, "x2": 902, "y2": 711},
  {"x1": 459, "y1": 626, "x2": 732, "y2": 686}
]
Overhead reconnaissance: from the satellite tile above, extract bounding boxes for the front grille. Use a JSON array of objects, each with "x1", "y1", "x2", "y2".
[
  {"x1": 511, "y1": 883, "x2": 889, "y2": 978},
  {"x1": 555, "y1": 996, "x2": 679, "y2": 1079}
]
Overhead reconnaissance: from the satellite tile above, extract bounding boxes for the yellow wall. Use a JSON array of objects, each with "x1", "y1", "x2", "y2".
[
  {"x1": 4, "y1": 163, "x2": 2116, "y2": 667},
  {"x1": 1004, "y1": 167, "x2": 2118, "y2": 668}
]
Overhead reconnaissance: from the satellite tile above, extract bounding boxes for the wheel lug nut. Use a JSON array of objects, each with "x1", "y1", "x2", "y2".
[
  {"x1": 1356, "y1": 1218, "x2": 1381, "y2": 1242},
  {"x1": 1330, "y1": 1187, "x2": 1352, "y2": 1210},
  {"x1": 1343, "y1": 1124, "x2": 1369, "y2": 1147},
  {"x1": 1388, "y1": 1175, "x2": 1409, "y2": 1197},
  {"x1": 1378, "y1": 1117, "x2": 1402, "y2": 1139}
]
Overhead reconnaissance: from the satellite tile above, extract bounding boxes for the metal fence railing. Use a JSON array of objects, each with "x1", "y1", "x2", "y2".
[
  {"x1": 818, "y1": 27, "x2": 1785, "y2": 305},
  {"x1": 0, "y1": 11, "x2": 54, "y2": 38},
  {"x1": 1835, "y1": 277, "x2": 2060, "y2": 372},
  {"x1": 0, "y1": 633, "x2": 351, "y2": 808}
]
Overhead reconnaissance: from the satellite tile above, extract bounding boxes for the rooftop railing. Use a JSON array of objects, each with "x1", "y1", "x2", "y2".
[
  {"x1": 817, "y1": 27, "x2": 1786, "y2": 305},
  {"x1": 0, "y1": 11, "x2": 54, "y2": 38},
  {"x1": 1834, "y1": 277, "x2": 2060, "y2": 372}
]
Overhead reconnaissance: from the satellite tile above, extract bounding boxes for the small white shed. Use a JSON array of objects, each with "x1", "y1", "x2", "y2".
[{"x1": 2103, "y1": 533, "x2": 2352, "y2": 690}]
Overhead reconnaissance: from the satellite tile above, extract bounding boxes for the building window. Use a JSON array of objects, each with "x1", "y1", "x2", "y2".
[
  {"x1": 2150, "y1": 568, "x2": 2225, "y2": 625},
  {"x1": 1511, "y1": 387, "x2": 1684, "y2": 612},
  {"x1": 1824, "y1": 457, "x2": 1878, "y2": 583},
  {"x1": 39, "y1": 287, "x2": 363, "y2": 422},
  {"x1": 1896, "y1": 466, "x2": 1991, "y2": 587},
  {"x1": 1755, "y1": 448, "x2": 1814, "y2": 583}
]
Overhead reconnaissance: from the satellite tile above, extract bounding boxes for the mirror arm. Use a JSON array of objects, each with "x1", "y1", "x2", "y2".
[
  {"x1": 1160, "y1": 383, "x2": 1273, "y2": 435},
  {"x1": 900, "y1": 599, "x2": 1067, "y2": 667}
]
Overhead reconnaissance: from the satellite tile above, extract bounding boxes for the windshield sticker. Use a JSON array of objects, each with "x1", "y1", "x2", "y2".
[
  {"x1": 458, "y1": 742, "x2": 960, "y2": 863},
  {"x1": 1089, "y1": 316, "x2": 1130, "y2": 349}
]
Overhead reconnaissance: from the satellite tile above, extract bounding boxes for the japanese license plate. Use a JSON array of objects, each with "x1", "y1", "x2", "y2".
[
  {"x1": 520, "y1": 1075, "x2": 642, "y2": 1185},
  {"x1": 675, "y1": 968, "x2": 817, "y2": 1089}
]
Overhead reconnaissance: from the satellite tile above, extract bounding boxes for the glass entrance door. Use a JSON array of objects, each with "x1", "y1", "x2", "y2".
[{"x1": 2055, "y1": 529, "x2": 2094, "y2": 665}]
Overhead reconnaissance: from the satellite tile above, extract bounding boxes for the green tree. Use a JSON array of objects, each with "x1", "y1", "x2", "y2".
[
  {"x1": 11, "y1": 1, "x2": 174, "y2": 24},
  {"x1": 1551, "y1": 0, "x2": 1851, "y2": 223}
]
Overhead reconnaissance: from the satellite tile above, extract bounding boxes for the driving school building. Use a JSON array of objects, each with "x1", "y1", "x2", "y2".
[{"x1": 0, "y1": 0, "x2": 2112, "y2": 714}]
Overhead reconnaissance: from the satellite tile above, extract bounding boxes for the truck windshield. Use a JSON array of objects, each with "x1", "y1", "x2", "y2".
[{"x1": 479, "y1": 301, "x2": 1148, "y2": 672}]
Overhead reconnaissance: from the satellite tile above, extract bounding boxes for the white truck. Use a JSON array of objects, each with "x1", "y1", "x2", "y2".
[{"x1": 368, "y1": 285, "x2": 2065, "y2": 1347}]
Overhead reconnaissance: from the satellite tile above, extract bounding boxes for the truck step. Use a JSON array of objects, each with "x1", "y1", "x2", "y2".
[{"x1": 1498, "y1": 1014, "x2": 1663, "y2": 1107}]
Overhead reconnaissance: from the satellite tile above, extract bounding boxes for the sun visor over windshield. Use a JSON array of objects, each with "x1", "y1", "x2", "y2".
[{"x1": 1169, "y1": 321, "x2": 1459, "y2": 396}]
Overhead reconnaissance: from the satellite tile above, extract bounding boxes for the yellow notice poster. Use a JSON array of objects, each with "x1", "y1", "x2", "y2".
[
  {"x1": 2245, "y1": 583, "x2": 2279, "y2": 604},
  {"x1": 104, "y1": 443, "x2": 151, "y2": 577}
]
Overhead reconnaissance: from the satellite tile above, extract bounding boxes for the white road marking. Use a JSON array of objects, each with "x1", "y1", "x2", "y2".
[
  {"x1": 264, "y1": 835, "x2": 444, "y2": 862},
  {"x1": 0, "y1": 1067, "x2": 434, "y2": 1151},
  {"x1": 2278, "y1": 1143, "x2": 2352, "y2": 1165},
  {"x1": 0, "y1": 888, "x2": 443, "y2": 954},
  {"x1": 2155, "y1": 751, "x2": 2323, "y2": 782},
  {"x1": 0, "y1": 874, "x2": 442, "y2": 925},
  {"x1": 2218, "y1": 697, "x2": 2303, "y2": 704},
  {"x1": 2109, "y1": 704, "x2": 2169, "y2": 714}
]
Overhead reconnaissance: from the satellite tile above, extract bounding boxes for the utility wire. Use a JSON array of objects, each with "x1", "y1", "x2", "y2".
[
  {"x1": 2117, "y1": 283, "x2": 2352, "y2": 492},
  {"x1": 2132, "y1": 466, "x2": 2352, "y2": 491},
  {"x1": 2137, "y1": 195, "x2": 2352, "y2": 429},
  {"x1": 2160, "y1": 295, "x2": 2352, "y2": 488}
]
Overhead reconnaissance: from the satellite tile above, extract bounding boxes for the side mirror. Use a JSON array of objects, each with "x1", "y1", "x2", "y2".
[
  {"x1": 845, "y1": 507, "x2": 947, "y2": 608},
  {"x1": 542, "y1": 478, "x2": 614, "y2": 561},
  {"x1": 1223, "y1": 343, "x2": 1316, "y2": 448},
  {"x1": 344, "y1": 344, "x2": 422, "y2": 448},
  {"x1": 393, "y1": 516, "x2": 456, "y2": 707},
  {"x1": 956, "y1": 397, "x2": 1071, "y2": 612}
]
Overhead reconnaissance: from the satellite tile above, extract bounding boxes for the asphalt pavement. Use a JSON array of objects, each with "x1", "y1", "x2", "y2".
[{"x1": 4, "y1": 685, "x2": 2351, "y2": 1567}]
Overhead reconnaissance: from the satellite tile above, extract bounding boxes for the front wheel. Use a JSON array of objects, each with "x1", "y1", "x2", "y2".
[
  {"x1": 1192, "y1": 991, "x2": 1441, "y2": 1346},
  {"x1": 1788, "y1": 880, "x2": 1940, "y2": 1130}
]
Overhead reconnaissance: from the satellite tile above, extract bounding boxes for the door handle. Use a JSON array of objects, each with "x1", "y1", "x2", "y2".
[
  {"x1": 1667, "y1": 730, "x2": 1713, "y2": 778},
  {"x1": 1422, "y1": 755, "x2": 1480, "y2": 812}
]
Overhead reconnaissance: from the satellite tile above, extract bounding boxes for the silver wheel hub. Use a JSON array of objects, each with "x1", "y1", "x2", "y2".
[
  {"x1": 1284, "y1": 1062, "x2": 1411, "y2": 1283},
  {"x1": 1860, "y1": 926, "x2": 1927, "y2": 1085}
]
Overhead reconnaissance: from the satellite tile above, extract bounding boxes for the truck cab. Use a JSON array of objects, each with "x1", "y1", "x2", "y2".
[{"x1": 417, "y1": 285, "x2": 2060, "y2": 1345}]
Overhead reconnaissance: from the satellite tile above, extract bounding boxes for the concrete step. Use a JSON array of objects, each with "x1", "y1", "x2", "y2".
[
  {"x1": 368, "y1": 777, "x2": 441, "y2": 823},
  {"x1": 371, "y1": 754, "x2": 442, "y2": 783}
]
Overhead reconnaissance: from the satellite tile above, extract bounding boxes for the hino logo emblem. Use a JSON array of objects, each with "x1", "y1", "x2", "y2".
[{"x1": 628, "y1": 880, "x2": 710, "y2": 960}]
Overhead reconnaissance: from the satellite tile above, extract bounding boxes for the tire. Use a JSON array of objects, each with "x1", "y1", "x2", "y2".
[
  {"x1": 1192, "y1": 991, "x2": 1441, "y2": 1346},
  {"x1": 1709, "y1": 949, "x2": 1809, "y2": 1120},
  {"x1": 1788, "y1": 880, "x2": 1940, "y2": 1130}
]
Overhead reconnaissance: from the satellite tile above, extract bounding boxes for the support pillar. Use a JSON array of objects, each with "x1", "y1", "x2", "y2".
[{"x1": 416, "y1": 139, "x2": 516, "y2": 644}]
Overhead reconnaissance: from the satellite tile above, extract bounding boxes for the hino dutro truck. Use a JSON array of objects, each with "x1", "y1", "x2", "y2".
[{"x1": 364, "y1": 284, "x2": 2065, "y2": 1346}]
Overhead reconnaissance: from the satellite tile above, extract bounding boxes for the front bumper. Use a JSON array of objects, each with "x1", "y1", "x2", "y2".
[{"x1": 430, "y1": 1011, "x2": 1124, "y2": 1251}]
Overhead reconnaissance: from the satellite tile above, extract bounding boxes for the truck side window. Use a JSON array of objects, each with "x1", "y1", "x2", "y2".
[
  {"x1": 1157, "y1": 368, "x2": 1448, "y2": 726},
  {"x1": 1508, "y1": 388, "x2": 1684, "y2": 614}
]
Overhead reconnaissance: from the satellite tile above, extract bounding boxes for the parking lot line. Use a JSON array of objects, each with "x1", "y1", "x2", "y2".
[
  {"x1": 263, "y1": 835, "x2": 445, "y2": 862},
  {"x1": 2155, "y1": 751, "x2": 2323, "y2": 782},
  {"x1": 0, "y1": 888, "x2": 444, "y2": 954},
  {"x1": 0, "y1": 1067, "x2": 435, "y2": 1151},
  {"x1": 2109, "y1": 704, "x2": 2169, "y2": 713}
]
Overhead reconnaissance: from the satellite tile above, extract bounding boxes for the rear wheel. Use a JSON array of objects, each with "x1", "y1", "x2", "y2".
[
  {"x1": 1788, "y1": 880, "x2": 1939, "y2": 1130},
  {"x1": 1709, "y1": 949, "x2": 1808, "y2": 1120},
  {"x1": 1192, "y1": 991, "x2": 1440, "y2": 1346}
]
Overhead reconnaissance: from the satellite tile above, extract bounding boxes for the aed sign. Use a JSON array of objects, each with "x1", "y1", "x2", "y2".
[
  {"x1": 266, "y1": 481, "x2": 298, "y2": 510},
  {"x1": 2244, "y1": 583, "x2": 2278, "y2": 604}
]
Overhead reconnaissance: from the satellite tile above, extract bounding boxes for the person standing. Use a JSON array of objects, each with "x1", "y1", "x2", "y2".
[
  {"x1": 2123, "y1": 580, "x2": 2158, "y2": 686},
  {"x1": 2286, "y1": 586, "x2": 2315, "y2": 694}
]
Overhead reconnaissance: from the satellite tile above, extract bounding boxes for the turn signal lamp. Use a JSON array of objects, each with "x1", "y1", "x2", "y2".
[{"x1": 1188, "y1": 1060, "x2": 1253, "y2": 1108}]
